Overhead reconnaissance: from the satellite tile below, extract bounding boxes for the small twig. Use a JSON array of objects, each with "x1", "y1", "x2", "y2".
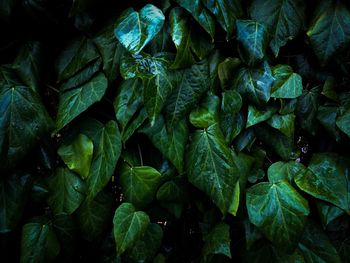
[
  {"x1": 137, "y1": 143, "x2": 143, "y2": 166},
  {"x1": 46, "y1": 84, "x2": 59, "y2": 93}
]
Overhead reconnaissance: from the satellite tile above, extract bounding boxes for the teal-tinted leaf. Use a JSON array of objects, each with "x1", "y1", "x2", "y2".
[
  {"x1": 80, "y1": 119, "x2": 122, "y2": 200},
  {"x1": 234, "y1": 62, "x2": 274, "y2": 106},
  {"x1": 234, "y1": 128, "x2": 256, "y2": 152},
  {"x1": 246, "y1": 180, "x2": 310, "y2": 251},
  {"x1": 174, "y1": 0, "x2": 215, "y2": 39},
  {"x1": 56, "y1": 72, "x2": 108, "y2": 130},
  {"x1": 218, "y1": 58, "x2": 241, "y2": 89},
  {"x1": 317, "y1": 106, "x2": 341, "y2": 141},
  {"x1": 268, "y1": 161, "x2": 306, "y2": 183},
  {"x1": 0, "y1": 174, "x2": 32, "y2": 233},
  {"x1": 298, "y1": 221, "x2": 342, "y2": 263},
  {"x1": 296, "y1": 86, "x2": 320, "y2": 136},
  {"x1": 236, "y1": 20, "x2": 268, "y2": 66},
  {"x1": 250, "y1": 0, "x2": 305, "y2": 56},
  {"x1": 0, "y1": 83, "x2": 53, "y2": 169},
  {"x1": 220, "y1": 111, "x2": 245, "y2": 144},
  {"x1": 56, "y1": 37, "x2": 99, "y2": 82},
  {"x1": 271, "y1": 65, "x2": 303, "y2": 99},
  {"x1": 126, "y1": 223, "x2": 163, "y2": 262},
  {"x1": 295, "y1": 153, "x2": 350, "y2": 213},
  {"x1": 114, "y1": 4, "x2": 165, "y2": 54},
  {"x1": 203, "y1": 222, "x2": 231, "y2": 258},
  {"x1": 47, "y1": 168, "x2": 85, "y2": 215},
  {"x1": 307, "y1": 0, "x2": 350, "y2": 65},
  {"x1": 246, "y1": 105, "x2": 277, "y2": 128},
  {"x1": 20, "y1": 219, "x2": 60, "y2": 263},
  {"x1": 267, "y1": 113, "x2": 295, "y2": 138},
  {"x1": 317, "y1": 201, "x2": 345, "y2": 228},
  {"x1": 336, "y1": 108, "x2": 350, "y2": 138},
  {"x1": 279, "y1": 98, "x2": 298, "y2": 115},
  {"x1": 221, "y1": 90, "x2": 242, "y2": 114},
  {"x1": 189, "y1": 92, "x2": 220, "y2": 128},
  {"x1": 169, "y1": 7, "x2": 214, "y2": 69},
  {"x1": 140, "y1": 115, "x2": 188, "y2": 172},
  {"x1": 165, "y1": 59, "x2": 210, "y2": 126},
  {"x1": 58, "y1": 134, "x2": 93, "y2": 179},
  {"x1": 186, "y1": 123, "x2": 239, "y2": 215},
  {"x1": 202, "y1": 0, "x2": 243, "y2": 40},
  {"x1": 113, "y1": 203, "x2": 150, "y2": 256},
  {"x1": 120, "y1": 164, "x2": 162, "y2": 208},
  {"x1": 76, "y1": 190, "x2": 113, "y2": 241}
]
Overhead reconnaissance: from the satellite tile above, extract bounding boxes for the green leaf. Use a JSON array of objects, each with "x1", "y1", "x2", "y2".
[
  {"x1": 20, "y1": 219, "x2": 60, "y2": 263},
  {"x1": 156, "y1": 178, "x2": 188, "y2": 202},
  {"x1": 57, "y1": 134, "x2": 93, "y2": 179},
  {"x1": 174, "y1": 0, "x2": 215, "y2": 39},
  {"x1": 0, "y1": 82, "x2": 53, "y2": 169},
  {"x1": 220, "y1": 112, "x2": 245, "y2": 144},
  {"x1": 165, "y1": 59, "x2": 210, "y2": 126},
  {"x1": 267, "y1": 161, "x2": 306, "y2": 183},
  {"x1": 236, "y1": 20, "x2": 268, "y2": 66},
  {"x1": 246, "y1": 180, "x2": 310, "y2": 251},
  {"x1": 246, "y1": 104, "x2": 277, "y2": 128},
  {"x1": 140, "y1": 115, "x2": 188, "y2": 172},
  {"x1": 0, "y1": 174, "x2": 32, "y2": 233},
  {"x1": 113, "y1": 202, "x2": 150, "y2": 256},
  {"x1": 250, "y1": 0, "x2": 305, "y2": 56},
  {"x1": 114, "y1": 4, "x2": 165, "y2": 54},
  {"x1": 221, "y1": 90, "x2": 242, "y2": 114},
  {"x1": 202, "y1": 0, "x2": 243, "y2": 40},
  {"x1": 317, "y1": 201, "x2": 345, "y2": 228},
  {"x1": 56, "y1": 72, "x2": 108, "y2": 130},
  {"x1": 47, "y1": 168, "x2": 85, "y2": 215},
  {"x1": 267, "y1": 113, "x2": 295, "y2": 138},
  {"x1": 295, "y1": 153, "x2": 350, "y2": 213},
  {"x1": 120, "y1": 164, "x2": 162, "y2": 208},
  {"x1": 317, "y1": 106, "x2": 341, "y2": 141},
  {"x1": 186, "y1": 123, "x2": 239, "y2": 215},
  {"x1": 271, "y1": 65, "x2": 303, "y2": 99},
  {"x1": 76, "y1": 190, "x2": 113, "y2": 241},
  {"x1": 169, "y1": 7, "x2": 214, "y2": 69},
  {"x1": 203, "y1": 222, "x2": 231, "y2": 258},
  {"x1": 189, "y1": 92, "x2": 220, "y2": 128},
  {"x1": 298, "y1": 221, "x2": 342, "y2": 263},
  {"x1": 80, "y1": 119, "x2": 122, "y2": 200},
  {"x1": 126, "y1": 223, "x2": 163, "y2": 262},
  {"x1": 234, "y1": 62, "x2": 274, "y2": 106},
  {"x1": 336, "y1": 108, "x2": 350, "y2": 138},
  {"x1": 307, "y1": 0, "x2": 350, "y2": 65},
  {"x1": 122, "y1": 108, "x2": 148, "y2": 143},
  {"x1": 218, "y1": 58, "x2": 242, "y2": 89}
]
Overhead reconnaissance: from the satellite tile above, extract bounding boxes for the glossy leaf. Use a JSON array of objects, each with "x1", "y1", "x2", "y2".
[
  {"x1": 246, "y1": 104, "x2": 277, "y2": 128},
  {"x1": 203, "y1": 222, "x2": 231, "y2": 258},
  {"x1": 267, "y1": 161, "x2": 306, "y2": 183},
  {"x1": 250, "y1": 0, "x2": 305, "y2": 56},
  {"x1": 113, "y1": 203, "x2": 150, "y2": 256},
  {"x1": 295, "y1": 153, "x2": 350, "y2": 213},
  {"x1": 189, "y1": 92, "x2": 220, "y2": 128},
  {"x1": 317, "y1": 106, "x2": 341, "y2": 141},
  {"x1": 218, "y1": 58, "x2": 242, "y2": 89},
  {"x1": 271, "y1": 65, "x2": 303, "y2": 99},
  {"x1": 114, "y1": 4, "x2": 165, "y2": 54},
  {"x1": 246, "y1": 180, "x2": 310, "y2": 251},
  {"x1": 307, "y1": 0, "x2": 350, "y2": 65},
  {"x1": 267, "y1": 113, "x2": 295, "y2": 138},
  {"x1": 186, "y1": 123, "x2": 239, "y2": 215},
  {"x1": 317, "y1": 201, "x2": 345, "y2": 228}
]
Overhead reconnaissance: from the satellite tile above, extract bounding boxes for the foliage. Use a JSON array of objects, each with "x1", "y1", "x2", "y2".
[{"x1": 1, "y1": 0, "x2": 350, "y2": 262}]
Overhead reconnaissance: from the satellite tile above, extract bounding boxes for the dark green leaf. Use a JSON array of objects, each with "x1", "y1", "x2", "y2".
[
  {"x1": 203, "y1": 222, "x2": 231, "y2": 258},
  {"x1": 156, "y1": 178, "x2": 188, "y2": 202},
  {"x1": 267, "y1": 113, "x2": 295, "y2": 138},
  {"x1": 267, "y1": 161, "x2": 306, "y2": 183},
  {"x1": 336, "y1": 108, "x2": 350, "y2": 138},
  {"x1": 113, "y1": 202, "x2": 150, "y2": 256},
  {"x1": 246, "y1": 104, "x2": 277, "y2": 128},
  {"x1": 218, "y1": 58, "x2": 241, "y2": 89},
  {"x1": 114, "y1": 4, "x2": 165, "y2": 54},
  {"x1": 189, "y1": 92, "x2": 220, "y2": 128},
  {"x1": 246, "y1": 180, "x2": 310, "y2": 251},
  {"x1": 271, "y1": 65, "x2": 303, "y2": 99},
  {"x1": 317, "y1": 106, "x2": 341, "y2": 141},
  {"x1": 317, "y1": 201, "x2": 345, "y2": 228}
]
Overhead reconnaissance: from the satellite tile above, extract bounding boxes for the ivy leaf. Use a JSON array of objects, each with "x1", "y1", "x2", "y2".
[
  {"x1": 113, "y1": 203, "x2": 150, "y2": 256},
  {"x1": 114, "y1": 4, "x2": 165, "y2": 54},
  {"x1": 186, "y1": 123, "x2": 239, "y2": 215},
  {"x1": 189, "y1": 92, "x2": 220, "y2": 128},
  {"x1": 218, "y1": 58, "x2": 242, "y2": 89},
  {"x1": 202, "y1": 222, "x2": 232, "y2": 259},
  {"x1": 76, "y1": 191, "x2": 113, "y2": 241},
  {"x1": 317, "y1": 106, "x2": 341, "y2": 141},
  {"x1": 246, "y1": 104, "x2": 277, "y2": 128},
  {"x1": 80, "y1": 119, "x2": 122, "y2": 200},
  {"x1": 267, "y1": 113, "x2": 295, "y2": 138},
  {"x1": 120, "y1": 164, "x2": 162, "y2": 208},
  {"x1": 174, "y1": 0, "x2": 215, "y2": 39},
  {"x1": 47, "y1": 168, "x2": 85, "y2": 215},
  {"x1": 169, "y1": 7, "x2": 214, "y2": 69},
  {"x1": 267, "y1": 161, "x2": 306, "y2": 183},
  {"x1": 0, "y1": 174, "x2": 32, "y2": 233},
  {"x1": 250, "y1": 0, "x2": 305, "y2": 56},
  {"x1": 271, "y1": 65, "x2": 303, "y2": 99},
  {"x1": 140, "y1": 115, "x2": 188, "y2": 172},
  {"x1": 246, "y1": 180, "x2": 310, "y2": 252},
  {"x1": 307, "y1": 0, "x2": 350, "y2": 65},
  {"x1": 336, "y1": 108, "x2": 350, "y2": 138},
  {"x1": 236, "y1": 20, "x2": 268, "y2": 66},
  {"x1": 295, "y1": 153, "x2": 350, "y2": 214},
  {"x1": 317, "y1": 201, "x2": 345, "y2": 228},
  {"x1": 202, "y1": 0, "x2": 243, "y2": 40},
  {"x1": 56, "y1": 72, "x2": 108, "y2": 130},
  {"x1": 57, "y1": 134, "x2": 94, "y2": 179},
  {"x1": 156, "y1": 178, "x2": 188, "y2": 202},
  {"x1": 234, "y1": 62, "x2": 274, "y2": 106},
  {"x1": 20, "y1": 218, "x2": 60, "y2": 263}
]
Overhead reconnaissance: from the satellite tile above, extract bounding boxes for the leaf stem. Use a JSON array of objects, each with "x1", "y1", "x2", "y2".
[{"x1": 137, "y1": 143, "x2": 143, "y2": 166}]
